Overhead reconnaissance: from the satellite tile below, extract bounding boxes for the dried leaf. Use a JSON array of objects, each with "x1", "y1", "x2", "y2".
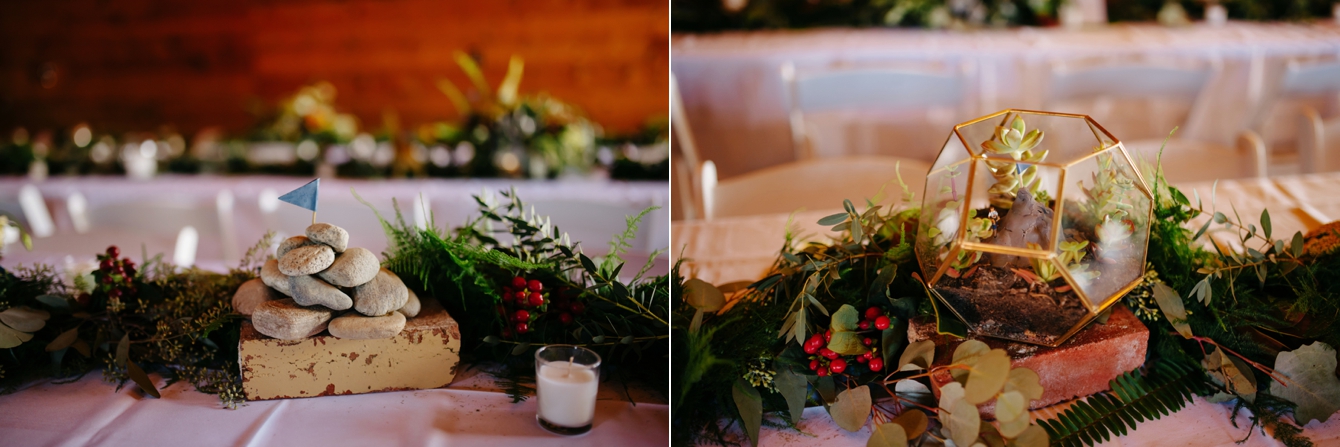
[
  {"x1": 1270, "y1": 342, "x2": 1340, "y2": 425},
  {"x1": 891, "y1": 409, "x2": 928, "y2": 439},
  {"x1": 898, "y1": 340, "x2": 936, "y2": 371},
  {"x1": 1004, "y1": 368, "x2": 1043, "y2": 401},
  {"x1": 683, "y1": 279, "x2": 725, "y2": 312},
  {"x1": 774, "y1": 368, "x2": 808, "y2": 424},
  {"x1": 46, "y1": 327, "x2": 79, "y2": 352},
  {"x1": 964, "y1": 350, "x2": 1011, "y2": 404},
  {"x1": 732, "y1": 379, "x2": 762, "y2": 446},
  {"x1": 126, "y1": 361, "x2": 161, "y2": 398},
  {"x1": 1151, "y1": 282, "x2": 1192, "y2": 338},
  {"x1": 867, "y1": 423, "x2": 908, "y2": 447},
  {"x1": 830, "y1": 385, "x2": 873, "y2": 432}
]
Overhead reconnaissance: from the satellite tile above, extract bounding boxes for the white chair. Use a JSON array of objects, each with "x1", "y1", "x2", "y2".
[
  {"x1": 671, "y1": 73, "x2": 704, "y2": 220},
  {"x1": 1046, "y1": 63, "x2": 1266, "y2": 183},
  {"x1": 782, "y1": 61, "x2": 971, "y2": 162},
  {"x1": 700, "y1": 156, "x2": 930, "y2": 220},
  {"x1": 1299, "y1": 105, "x2": 1340, "y2": 173}
]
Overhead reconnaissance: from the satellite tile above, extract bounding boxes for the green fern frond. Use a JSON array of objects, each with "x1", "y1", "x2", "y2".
[{"x1": 1039, "y1": 360, "x2": 1212, "y2": 447}]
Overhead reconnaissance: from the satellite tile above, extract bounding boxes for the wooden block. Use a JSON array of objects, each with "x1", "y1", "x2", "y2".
[
  {"x1": 909, "y1": 304, "x2": 1148, "y2": 414},
  {"x1": 240, "y1": 298, "x2": 461, "y2": 400}
]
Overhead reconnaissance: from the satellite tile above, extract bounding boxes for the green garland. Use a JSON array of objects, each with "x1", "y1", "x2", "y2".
[
  {"x1": 673, "y1": 160, "x2": 1340, "y2": 446},
  {"x1": 0, "y1": 189, "x2": 669, "y2": 406}
]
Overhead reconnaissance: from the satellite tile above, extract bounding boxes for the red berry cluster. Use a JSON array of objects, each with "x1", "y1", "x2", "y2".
[
  {"x1": 92, "y1": 246, "x2": 137, "y2": 304},
  {"x1": 801, "y1": 306, "x2": 893, "y2": 376},
  {"x1": 499, "y1": 276, "x2": 546, "y2": 337}
]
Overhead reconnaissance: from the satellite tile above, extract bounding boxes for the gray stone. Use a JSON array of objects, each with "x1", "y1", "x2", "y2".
[
  {"x1": 328, "y1": 311, "x2": 407, "y2": 340},
  {"x1": 289, "y1": 275, "x2": 353, "y2": 311},
  {"x1": 278, "y1": 244, "x2": 335, "y2": 276},
  {"x1": 317, "y1": 247, "x2": 380, "y2": 287},
  {"x1": 277, "y1": 235, "x2": 316, "y2": 258},
  {"x1": 306, "y1": 223, "x2": 349, "y2": 253},
  {"x1": 233, "y1": 278, "x2": 282, "y2": 316},
  {"x1": 397, "y1": 288, "x2": 421, "y2": 318},
  {"x1": 252, "y1": 298, "x2": 333, "y2": 340},
  {"x1": 260, "y1": 259, "x2": 292, "y2": 296},
  {"x1": 352, "y1": 268, "x2": 409, "y2": 316}
]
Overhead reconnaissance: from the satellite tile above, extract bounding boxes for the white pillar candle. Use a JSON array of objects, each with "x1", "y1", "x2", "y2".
[{"x1": 536, "y1": 362, "x2": 598, "y2": 428}]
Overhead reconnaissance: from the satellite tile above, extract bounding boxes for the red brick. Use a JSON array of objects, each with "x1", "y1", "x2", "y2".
[{"x1": 909, "y1": 304, "x2": 1148, "y2": 416}]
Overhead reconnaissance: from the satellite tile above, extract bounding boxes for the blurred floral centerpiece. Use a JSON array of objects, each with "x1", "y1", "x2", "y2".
[{"x1": 417, "y1": 53, "x2": 598, "y2": 179}]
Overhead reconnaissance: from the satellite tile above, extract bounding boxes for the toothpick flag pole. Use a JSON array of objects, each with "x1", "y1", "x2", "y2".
[{"x1": 278, "y1": 178, "x2": 320, "y2": 224}]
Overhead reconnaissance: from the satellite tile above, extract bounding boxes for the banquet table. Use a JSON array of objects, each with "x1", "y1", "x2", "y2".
[
  {"x1": 673, "y1": 23, "x2": 1340, "y2": 180},
  {"x1": 0, "y1": 175, "x2": 670, "y2": 277},
  {"x1": 0, "y1": 364, "x2": 668, "y2": 446},
  {"x1": 672, "y1": 172, "x2": 1340, "y2": 446}
]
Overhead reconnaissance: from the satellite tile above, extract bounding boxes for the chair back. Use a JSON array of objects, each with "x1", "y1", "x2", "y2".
[
  {"x1": 1046, "y1": 63, "x2": 1217, "y2": 142},
  {"x1": 1298, "y1": 105, "x2": 1340, "y2": 173},
  {"x1": 671, "y1": 73, "x2": 704, "y2": 220},
  {"x1": 1281, "y1": 61, "x2": 1340, "y2": 97},
  {"x1": 782, "y1": 62, "x2": 969, "y2": 161},
  {"x1": 701, "y1": 156, "x2": 930, "y2": 220},
  {"x1": 1123, "y1": 131, "x2": 1266, "y2": 184}
]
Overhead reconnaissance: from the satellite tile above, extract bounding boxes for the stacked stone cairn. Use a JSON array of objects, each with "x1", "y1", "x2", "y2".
[{"x1": 231, "y1": 223, "x2": 422, "y2": 340}]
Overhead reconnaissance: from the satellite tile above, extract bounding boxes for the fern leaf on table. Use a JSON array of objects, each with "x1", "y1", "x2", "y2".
[{"x1": 1038, "y1": 360, "x2": 1212, "y2": 447}]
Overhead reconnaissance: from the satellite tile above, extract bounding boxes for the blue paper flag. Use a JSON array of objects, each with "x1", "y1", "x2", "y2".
[{"x1": 279, "y1": 178, "x2": 320, "y2": 212}]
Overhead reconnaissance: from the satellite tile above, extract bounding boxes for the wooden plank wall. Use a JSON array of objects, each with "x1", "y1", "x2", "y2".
[{"x1": 0, "y1": 0, "x2": 669, "y2": 136}]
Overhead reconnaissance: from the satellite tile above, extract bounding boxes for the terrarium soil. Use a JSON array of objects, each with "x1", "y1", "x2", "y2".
[{"x1": 935, "y1": 264, "x2": 1089, "y2": 345}]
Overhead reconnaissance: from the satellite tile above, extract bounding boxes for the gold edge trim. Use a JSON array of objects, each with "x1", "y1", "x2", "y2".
[
  {"x1": 959, "y1": 241, "x2": 1055, "y2": 258},
  {"x1": 1116, "y1": 145, "x2": 1156, "y2": 197},
  {"x1": 955, "y1": 109, "x2": 1012, "y2": 129},
  {"x1": 956, "y1": 128, "x2": 979, "y2": 158},
  {"x1": 927, "y1": 287, "x2": 973, "y2": 329},
  {"x1": 954, "y1": 160, "x2": 980, "y2": 246},
  {"x1": 1050, "y1": 169, "x2": 1068, "y2": 250},
  {"x1": 1085, "y1": 116, "x2": 1122, "y2": 145},
  {"x1": 1061, "y1": 145, "x2": 1120, "y2": 168},
  {"x1": 1094, "y1": 278, "x2": 1145, "y2": 312},
  {"x1": 1048, "y1": 312, "x2": 1101, "y2": 347},
  {"x1": 929, "y1": 245, "x2": 961, "y2": 285},
  {"x1": 927, "y1": 157, "x2": 975, "y2": 177}
]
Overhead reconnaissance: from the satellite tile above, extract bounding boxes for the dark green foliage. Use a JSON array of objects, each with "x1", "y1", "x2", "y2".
[
  {"x1": 1038, "y1": 360, "x2": 1212, "y2": 447},
  {"x1": 367, "y1": 188, "x2": 669, "y2": 401}
]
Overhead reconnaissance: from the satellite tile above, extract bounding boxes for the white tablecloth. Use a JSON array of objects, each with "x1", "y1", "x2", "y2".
[
  {"x1": 0, "y1": 175, "x2": 670, "y2": 277},
  {"x1": 0, "y1": 366, "x2": 667, "y2": 446},
  {"x1": 673, "y1": 173, "x2": 1340, "y2": 445},
  {"x1": 674, "y1": 23, "x2": 1340, "y2": 180}
]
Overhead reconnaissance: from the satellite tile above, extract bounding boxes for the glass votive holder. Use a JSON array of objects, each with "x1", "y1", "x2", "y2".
[{"x1": 534, "y1": 345, "x2": 601, "y2": 435}]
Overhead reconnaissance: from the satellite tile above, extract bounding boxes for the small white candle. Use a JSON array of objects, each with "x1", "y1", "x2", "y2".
[{"x1": 536, "y1": 362, "x2": 598, "y2": 428}]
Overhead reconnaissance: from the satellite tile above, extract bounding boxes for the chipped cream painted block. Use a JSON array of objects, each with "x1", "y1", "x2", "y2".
[{"x1": 240, "y1": 299, "x2": 461, "y2": 400}]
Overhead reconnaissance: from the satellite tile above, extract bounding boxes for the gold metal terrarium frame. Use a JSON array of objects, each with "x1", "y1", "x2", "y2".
[{"x1": 916, "y1": 109, "x2": 1156, "y2": 347}]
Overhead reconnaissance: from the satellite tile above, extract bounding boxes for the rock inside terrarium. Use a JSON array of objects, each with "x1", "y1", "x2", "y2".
[{"x1": 915, "y1": 111, "x2": 1153, "y2": 346}]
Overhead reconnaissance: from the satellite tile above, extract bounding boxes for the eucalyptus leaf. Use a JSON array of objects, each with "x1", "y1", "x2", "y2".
[
  {"x1": 832, "y1": 304, "x2": 861, "y2": 332},
  {"x1": 1004, "y1": 368, "x2": 1043, "y2": 401},
  {"x1": 774, "y1": 368, "x2": 808, "y2": 424},
  {"x1": 1151, "y1": 282, "x2": 1192, "y2": 338},
  {"x1": 951, "y1": 340, "x2": 991, "y2": 382},
  {"x1": 817, "y1": 375, "x2": 837, "y2": 403},
  {"x1": 1007, "y1": 425, "x2": 1049, "y2": 447},
  {"x1": 1269, "y1": 341, "x2": 1340, "y2": 425},
  {"x1": 998, "y1": 414, "x2": 1030, "y2": 438},
  {"x1": 964, "y1": 349, "x2": 1011, "y2": 404},
  {"x1": 891, "y1": 409, "x2": 928, "y2": 439},
  {"x1": 867, "y1": 423, "x2": 908, "y2": 447},
  {"x1": 511, "y1": 342, "x2": 531, "y2": 356},
  {"x1": 1192, "y1": 218, "x2": 1212, "y2": 241},
  {"x1": 995, "y1": 391, "x2": 1027, "y2": 423},
  {"x1": 939, "y1": 381, "x2": 965, "y2": 412},
  {"x1": 126, "y1": 361, "x2": 161, "y2": 398},
  {"x1": 0, "y1": 322, "x2": 33, "y2": 348},
  {"x1": 898, "y1": 340, "x2": 936, "y2": 371},
  {"x1": 483, "y1": 335, "x2": 501, "y2": 345},
  {"x1": 115, "y1": 334, "x2": 130, "y2": 368},
  {"x1": 35, "y1": 295, "x2": 69, "y2": 310},
  {"x1": 947, "y1": 398, "x2": 982, "y2": 447},
  {"x1": 881, "y1": 325, "x2": 905, "y2": 365},
  {"x1": 46, "y1": 328, "x2": 79, "y2": 352},
  {"x1": 732, "y1": 379, "x2": 763, "y2": 446},
  {"x1": 684, "y1": 278, "x2": 726, "y2": 312},
  {"x1": 0, "y1": 307, "x2": 49, "y2": 333},
  {"x1": 828, "y1": 331, "x2": 870, "y2": 356},
  {"x1": 1292, "y1": 231, "x2": 1305, "y2": 257},
  {"x1": 1261, "y1": 209, "x2": 1272, "y2": 239},
  {"x1": 830, "y1": 385, "x2": 873, "y2": 432}
]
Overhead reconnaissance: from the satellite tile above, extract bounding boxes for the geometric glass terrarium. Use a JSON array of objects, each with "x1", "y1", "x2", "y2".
[{"x1": 914, "y1": 109, "x2": 1154, "y2": 347}]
